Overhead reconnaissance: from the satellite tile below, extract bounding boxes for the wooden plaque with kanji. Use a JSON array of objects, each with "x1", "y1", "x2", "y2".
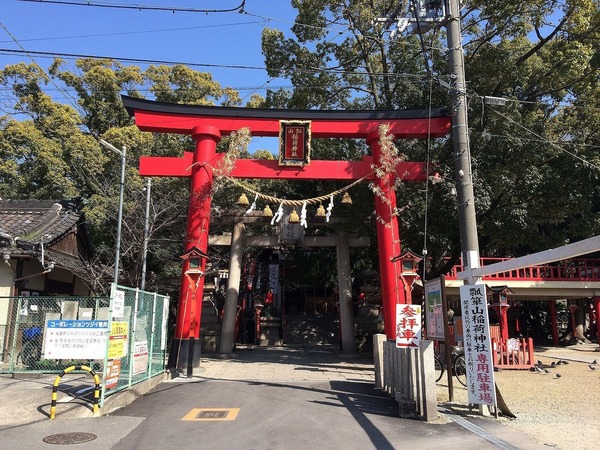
[{"x1": 279, "y1": 120, "x2": 311, "y2": 167}]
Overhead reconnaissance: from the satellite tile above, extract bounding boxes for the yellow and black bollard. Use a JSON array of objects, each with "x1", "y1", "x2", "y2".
[{"x1": 50, "y1": 365, "x2": 101, "y2": 420}]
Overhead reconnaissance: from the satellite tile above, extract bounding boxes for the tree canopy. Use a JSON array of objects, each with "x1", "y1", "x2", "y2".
[{"x1": 262, "y1": 0, "x2": 600, "y2": 276}]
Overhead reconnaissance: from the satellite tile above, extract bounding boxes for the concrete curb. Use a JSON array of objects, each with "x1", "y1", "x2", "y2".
[{"x1": 101, "y1": 373, "x2": 168, "y2": 416}]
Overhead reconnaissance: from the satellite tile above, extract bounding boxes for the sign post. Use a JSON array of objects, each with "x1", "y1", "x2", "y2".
[
  {"x1": 425, "y1": 275, "x2": 454, "y2": 400},
  {"x1": 460, "y1": 285, "x2": 497, "y2": 408}
]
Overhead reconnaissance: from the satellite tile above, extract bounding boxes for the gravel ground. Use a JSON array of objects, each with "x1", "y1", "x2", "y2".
[{"x1": 437, "y1": 344, "x2": 600, "y2": 450}]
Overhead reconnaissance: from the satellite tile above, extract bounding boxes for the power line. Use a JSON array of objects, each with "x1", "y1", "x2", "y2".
[
  {"x1": 0, "y1": 47, "x2": 440, "y2": 80},
  {"x1": 0, "y1": 20, "x2": 264, "y2": 45},
  {"x1": 18, "y1": 0, "x2": 246, "y2": 14},
  {"x1": 0, "y1": 21, "x2": 83, "y2": 115},
  {"x1": 485, "y1": 105, "x2": 600, "y2": 171},
  {"x1": 471, "y1": 132, "x2": 600, "y2": 149}
]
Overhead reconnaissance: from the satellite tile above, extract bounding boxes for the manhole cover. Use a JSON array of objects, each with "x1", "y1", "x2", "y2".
[
  {"x1": 42, "y1": 432, "x2": 97, "y2": 445},
  {"x1": 196, "y1": 410, "x2": 228, "y2": 419}
]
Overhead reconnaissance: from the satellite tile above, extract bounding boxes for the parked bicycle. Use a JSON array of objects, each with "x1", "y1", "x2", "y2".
[
  {"x1": 17, "y1": 326, "x2": 43, "y2": 367},
  {"x1": 434, "y1": 345, "x2": 467, "y2": 387}
]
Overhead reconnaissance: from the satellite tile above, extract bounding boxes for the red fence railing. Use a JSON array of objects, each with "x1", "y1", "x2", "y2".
[{"x1": 445, "y1": 258, "x2": 600, "y2": 282}]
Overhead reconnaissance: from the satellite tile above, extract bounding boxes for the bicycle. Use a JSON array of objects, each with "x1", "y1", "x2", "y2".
[
  {"x1": 17, "y1": 327, "x2": 43, "y2": 367},
  {"x1": 434, "y1": 345, "x2": 467, "y2": 387}
]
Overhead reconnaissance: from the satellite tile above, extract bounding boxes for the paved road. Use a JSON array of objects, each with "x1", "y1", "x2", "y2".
[{"x1": 0, "y1": 347, "x2": 547, "y2": 449}]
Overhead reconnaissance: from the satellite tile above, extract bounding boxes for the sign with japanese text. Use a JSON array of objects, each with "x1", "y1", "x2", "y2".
[
  {"x1": 108, "y1": 321, "x2": 129, "y2": 359},
  {"x1": 395, "y1": 304, "x2": 421, "y2": 348},
  {"x1": 44, "y1": 319, "x2": 109, "y2": 360},
  {"x1": 161, "y1": 299, "x2": 169, "y2": 350},
  {"x1": 113, "y1": 289, "x2": 125, "y2": 319},
  {"x1": 459, "y1": 285, "x2": 497, "y2": 407},
  {"x1": 425, "y1": 278, "x2": 445, "y2": 340},
  {"x1": 279, "y1": 120, "x2": 311, "y2": 166},
  {"x1": 133, "y1": 341, "x2": 149, "y2": 376},
  {"x1": 105, "y1": 359, "x2": 121, "y2": 390}
]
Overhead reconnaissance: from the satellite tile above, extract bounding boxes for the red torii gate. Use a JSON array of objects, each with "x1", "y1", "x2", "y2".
[{"x1": 122, "y1": 96, "x2": 451, "y2": 367}]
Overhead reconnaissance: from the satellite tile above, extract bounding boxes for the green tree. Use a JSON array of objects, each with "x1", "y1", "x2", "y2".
[
  {"x1": 260, "y1": 0, "x2": 600, "y2": 278},
  {"x1": 0, "y1": 59, "x2": 252, "y2": 296}
]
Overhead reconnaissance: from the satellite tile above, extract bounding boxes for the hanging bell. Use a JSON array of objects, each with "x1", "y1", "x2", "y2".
[
  {"x1": 237, "y1": 193, "x2": 249, "y2": 206},
  {"x1": 263, "y1": 204, "x2": 273, "y2": 218},
  {"x1": 288, "y1": 208, "x2": 300, "y2": 223},
  {"x1": 316, "y1": 204, "x2": 326, "y2": 217},
  {"x1": 341, "y1": 192, "x2": 353, "y2": 205}
]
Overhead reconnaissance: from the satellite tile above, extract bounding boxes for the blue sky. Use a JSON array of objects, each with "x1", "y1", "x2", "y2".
[
  {"x1": 1, "y1": 0, "x2": 297, "y2": 95},
  {"x1": 1, "y1": 0, "x2": 301, "y2": 151}
]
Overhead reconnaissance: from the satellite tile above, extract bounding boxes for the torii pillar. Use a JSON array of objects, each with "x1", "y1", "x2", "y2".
[
  {"x1": 367, "y1": 131, "x2": 406, "y2": 340},
  {"x1": 168, "y1": 125, "x2": 221, "y2": 370}
]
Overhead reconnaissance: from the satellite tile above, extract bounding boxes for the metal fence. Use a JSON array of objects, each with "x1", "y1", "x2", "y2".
[
  {"x1": 0, "y1": 285, "x2": 170, "y2": 406},
  {"x1": 0, "y1": 295, "x2": 110, "y2": 373},
  {"x1": 101, "y1": 284, "x2": 170, "y2": 405}
]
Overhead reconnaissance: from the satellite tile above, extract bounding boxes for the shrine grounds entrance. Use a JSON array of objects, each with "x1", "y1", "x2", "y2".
[
  {"x1": 208, "y1": 215, "x2": 375, "y2": 353},
  {"x1": 123, "y1": 95, "x2": 450, "y2": 371}
]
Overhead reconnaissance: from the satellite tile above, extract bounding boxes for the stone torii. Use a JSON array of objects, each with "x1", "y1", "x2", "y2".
[{"x1": 122, "y1": 95, "x2": 451, "y2": 370}]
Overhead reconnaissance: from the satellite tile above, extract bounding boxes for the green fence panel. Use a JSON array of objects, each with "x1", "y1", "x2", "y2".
[
  {"x1": 100, "y1": 285, "x2": 169, "y2": 406},
  {"x1": 0, "y1": 296, "x2": 109, "y2": 373},
  {"x1": 0, "y1": 286, "x2": 170, "y2": 407}
]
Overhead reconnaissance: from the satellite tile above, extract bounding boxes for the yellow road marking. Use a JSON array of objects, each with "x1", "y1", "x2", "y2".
[{"x1": 182, "y1": 408, "x2": 240, "y2": 421}]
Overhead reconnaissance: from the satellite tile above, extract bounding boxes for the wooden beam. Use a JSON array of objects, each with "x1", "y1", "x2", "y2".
[
  {"x1": 457, "y1": 235, "x2": 600, "y2": 280},
  {"x1": 139, "y1": 152, "x2": 427, "y2": 181},
  {"x1": 122, "y1": 96, "x2": 451, "y2": 139},
  {"x1": 209, "y1": 235, "x2": 369, "y2": 247}
]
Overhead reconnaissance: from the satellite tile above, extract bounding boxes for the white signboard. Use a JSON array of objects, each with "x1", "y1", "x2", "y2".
[
  {"x1": 133, "y1": 340, "x2": 149, "y2": 375},
  {"x1": 460, "y1": 285, "x2": 497, "y2": 407},
  {"x1": 395, "y1": 304, "x2": 421, "y2": 348},
  {"x1": 425, "y1": 278, "x2": 445, "y2": 340},
  {"x1": 113, "y1": 289, "x2": 125, "y2": 319},
  {"x1": 44, "y1": 320, "x2": 109, "y2": 360},
  {"x1": 161, "y1": 298, "x2": 169, "y2": 350}
]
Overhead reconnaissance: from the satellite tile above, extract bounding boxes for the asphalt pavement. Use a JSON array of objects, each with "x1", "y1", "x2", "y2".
[{"x1": 0, "y1": 346, "x2": 554, "y2": 449}]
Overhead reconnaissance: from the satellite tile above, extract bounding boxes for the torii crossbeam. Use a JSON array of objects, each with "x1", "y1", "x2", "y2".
[{"x1": 123, "y1": 95, "x2": 451, "y2": 368}]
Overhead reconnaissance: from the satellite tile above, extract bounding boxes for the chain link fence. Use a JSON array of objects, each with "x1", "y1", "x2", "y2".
[
  {"x1": 101, "y1": 285, "x2": 170, "y2": 403},
  {"x1": 0, "y1": 286, "x2": 170, "y2": 406},
  {"x1": 0, "y1": 295, "x2": 109, "y2": 373}
]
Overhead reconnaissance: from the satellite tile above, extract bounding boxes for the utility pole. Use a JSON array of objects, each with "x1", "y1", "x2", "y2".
[
  {"x1": 376, "y1": 1, "x2": 481, "y2": 284},
  {"x1": 140, "y1": 177, "x2": 152, "y2": 291},
  {"x1": 100, "y1": 139, "x2": 126, "y2": 286},
  {"x1": 445, "y1": 0, "x2": 481, "y2": 284}
]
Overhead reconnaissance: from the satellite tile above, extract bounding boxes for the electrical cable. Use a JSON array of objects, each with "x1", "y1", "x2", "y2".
[
  {"x1": 485, "y1": 105, "x2": 600, "y2": 171},
  {"x1": 18, "y1": 0, "x2": 247, "y2": 14},
  {"x1": 0, "y1": 47, "x2": 439, "y2": 80},
  {"x1": 0, "y1": 21, "x2": 83, "y2": 115}
]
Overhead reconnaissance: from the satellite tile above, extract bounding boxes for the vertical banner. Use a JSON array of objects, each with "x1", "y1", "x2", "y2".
[
  {"x1": 161, "y1": 297, "x2": 169, "y2": 350},
  {"x1": 460, "y1": 285, "x2": 497, "y2": 407},
  {"x1": 268, "y1": 264, "x2": 280, "y2": 292},
  {"x1": 425, "y1": 278, "x2": 445, "y2": 340},
  {"x1": 396, "y1": 304, "x2": 421, "y2": 348}
]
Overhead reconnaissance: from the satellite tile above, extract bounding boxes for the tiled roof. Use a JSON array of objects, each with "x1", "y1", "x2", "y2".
[
  {"x1": 0, "y1": 199, "x2": 81, "y2": 245},
  {"x1": 0, "y1": 199, "x2": 95, "y2": 284}
]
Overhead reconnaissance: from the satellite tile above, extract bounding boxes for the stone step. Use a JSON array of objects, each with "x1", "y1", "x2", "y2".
[{"x1": 284, "y1": 314, "x2": 340, "y2": 347}]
